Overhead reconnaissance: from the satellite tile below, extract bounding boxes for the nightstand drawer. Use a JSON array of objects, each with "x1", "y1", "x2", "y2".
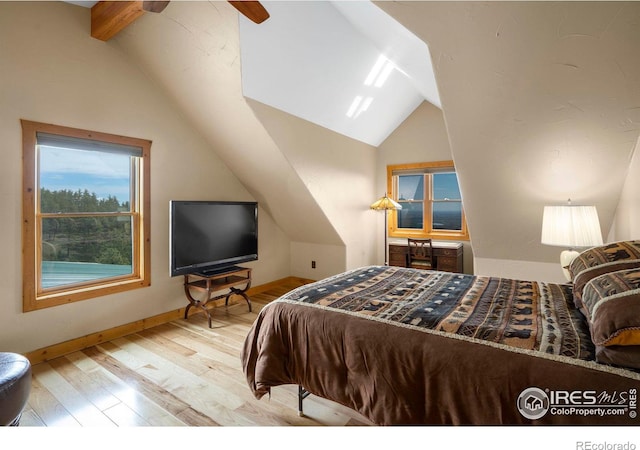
[
  {"x1": 437, "y1": 257, "x2": 457, "y2": 272},
  {"x1": 389, "y1": 252, "x2": 407, "y2": 267},
  {"x1": 389, "y1": 245, "x2": 407, "y2": 255}
]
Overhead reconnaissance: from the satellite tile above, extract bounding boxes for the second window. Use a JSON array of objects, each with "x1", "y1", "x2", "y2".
[{"x1": 387, "y1": 161, "x2": 468, "y2": 240}]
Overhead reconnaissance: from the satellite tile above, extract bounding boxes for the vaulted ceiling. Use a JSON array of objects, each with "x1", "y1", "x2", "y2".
[
  {"x1": 73, "y1": 0, "x2": 441, "y2": 146},
  {"x1": 62, "y1": 1, "x2": 640, "y2": 274},
  {"x1": 66, "y1": 0, "x2": 445, "y2": 262},
  {"x1": 238, "y1": 1, "x2": 440, "y2": 146}
]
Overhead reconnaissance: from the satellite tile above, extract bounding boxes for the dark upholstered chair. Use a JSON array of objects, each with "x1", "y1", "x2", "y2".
[
  {"x1": 0, "y1": 352, "x2": 32, "y2": 426},
  {"x1": 407, "y1": 238, "x2": 434, "y2": 270}
]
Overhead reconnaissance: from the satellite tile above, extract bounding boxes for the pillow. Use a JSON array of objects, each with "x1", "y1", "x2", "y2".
[
  {"x1": 569, "y1": 240, "x2": 640, "y2": 280},
  {"x1": 580, "y1": 268, "x2": 640, "y2": 347},
  {"x1": 568, "y1": 240, "x2": 640, "y2": 307},
  {"x1": 573, "y1": 260, "x2": 640, "y2": 309},
  {"x1": 595, "y1": 345, "x2": 640, "y2": 370}
]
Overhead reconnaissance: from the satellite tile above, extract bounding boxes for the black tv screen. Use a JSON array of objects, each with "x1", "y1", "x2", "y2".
[{"x1": 169, "y1": 201, "x2": 258, "y2": 276}]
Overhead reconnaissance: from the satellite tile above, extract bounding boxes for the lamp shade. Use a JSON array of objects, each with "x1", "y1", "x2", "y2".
[
  {"x1": 541, "y1": 205, "x2": 603, "y2": 248},
  {"x1": 370, "y1": 194, "x2": 402, "y2": 211}
]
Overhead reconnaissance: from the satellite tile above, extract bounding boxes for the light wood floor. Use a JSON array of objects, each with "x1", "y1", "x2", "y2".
[{"x1": 20, "y1": 279, "x2": 374, "y2": 427}]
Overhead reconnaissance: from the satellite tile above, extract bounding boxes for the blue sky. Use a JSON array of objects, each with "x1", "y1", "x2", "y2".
[
  {"x1": 398, "y1": 173, "x2": 461, "y2": 201},
  {"x1": 39, "y1": 146, "x2": 131, "y2": 203},
  {"x1": 433, "y1": 173, "x2": 461, "y2": 200}
]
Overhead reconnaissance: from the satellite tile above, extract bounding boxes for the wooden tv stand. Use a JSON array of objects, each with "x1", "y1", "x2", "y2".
[{"x1": 183, "y1": 266, "x2": 252, "y2": 328}]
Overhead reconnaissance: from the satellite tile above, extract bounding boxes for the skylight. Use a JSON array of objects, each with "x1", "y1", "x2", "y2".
[{"x1": 238, "y1": 1, "x2": 439, "y2": 146}]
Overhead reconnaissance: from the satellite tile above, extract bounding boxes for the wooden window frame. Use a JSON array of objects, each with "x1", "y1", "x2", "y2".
[
  {"x1": 387, "y1": 161, "x2": 469, "y2": 241},
  {"x1": 21, "y1": 120, "x2": 151, "y2": 312}
]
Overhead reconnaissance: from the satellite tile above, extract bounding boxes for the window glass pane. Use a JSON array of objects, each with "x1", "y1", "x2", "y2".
[
  {"x1": 398, "y1": 202, "x2": 423, "y2": 229},
  {"x1": 432, "y1": 173, "x2": 461, "y2": 201},
  {"x1": 432, "y1": 202, "x2": 462, "y2": 230},
  {"x1": 39, "y1": 145, "x2": 131, "y2": 213},
  {"x1": 41, "y1": 216, "x2": 133, "y2": 289},
  {"x1": 398, "y1": 175, "x2": 424, "y2": 201}
]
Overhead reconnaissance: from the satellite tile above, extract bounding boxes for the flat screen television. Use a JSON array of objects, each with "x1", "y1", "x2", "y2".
[{"x1": 169, "y1": 200, "x2": 258, "y2": 277}]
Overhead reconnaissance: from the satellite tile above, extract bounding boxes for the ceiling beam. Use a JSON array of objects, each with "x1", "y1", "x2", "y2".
[
  {"x1": 143, "y1": 1, "x2": 170, "y2": 13},
  {"x1": 91, "y1": 1, "x2": 146, "y2": 41},
  {"x1": 228, "y1": 1, "x2": 270, "y2": 24},
  {"x1": 90, "y1": 1, "x2": 267, "y2": 41}
]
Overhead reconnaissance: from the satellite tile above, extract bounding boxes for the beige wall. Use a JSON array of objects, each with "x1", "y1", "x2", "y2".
[
  {"x1": 378, "y1": 1, "x2": 640, "y2": 282},
  {"x1": 377, "y1": 101, "x2": 474, "y2": 273},
  {"x1": 0, "y1": 2, "x2": 290, "y2": 354},
  {"x1": 248, "y1": 100, "x2": 378, "y2": 278},
  {"x1": 609, "y1": 137, "x2": 640, "y2": 242},
  {"x1": 111, "y1": 0, "x2": 374, "y2": 281}
]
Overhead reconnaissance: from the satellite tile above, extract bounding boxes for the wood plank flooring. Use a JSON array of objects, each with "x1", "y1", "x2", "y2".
[{"x1": 20, "y1": 279, "x2": 374, "y2": 428}]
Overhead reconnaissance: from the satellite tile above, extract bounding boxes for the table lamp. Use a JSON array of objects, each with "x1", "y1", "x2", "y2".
[{"x1": 541, "y1": 200, "x2": 603, "y2": 281}]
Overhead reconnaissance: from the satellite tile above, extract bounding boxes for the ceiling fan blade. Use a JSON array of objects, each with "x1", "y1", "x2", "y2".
[
  {"x1": 228, "y1": 1, "x2": 270, "y2": 24},
  {"x1": 143, "y1": 1, "x2": 170, "y2": 13}
]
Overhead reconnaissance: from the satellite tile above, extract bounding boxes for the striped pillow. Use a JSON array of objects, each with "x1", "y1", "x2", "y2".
[
  {"x1": 568, "y1": 241, "x2": 640, "y2": 307},
  {"x1": 581, "y1": 268, "x2": 640, "y2": 347}
]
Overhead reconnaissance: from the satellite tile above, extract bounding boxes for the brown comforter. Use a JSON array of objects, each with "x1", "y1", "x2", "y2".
[{"x1": 241, "y1": 266, "x2": 640, "y2": 425}]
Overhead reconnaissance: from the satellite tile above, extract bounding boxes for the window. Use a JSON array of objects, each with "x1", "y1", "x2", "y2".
[
  {"x1": 387, "y1": 161, "x2": 469, "y2": 240},
  {"x1": 21, "y1": 120, "x2": 151, "y2": 311}
]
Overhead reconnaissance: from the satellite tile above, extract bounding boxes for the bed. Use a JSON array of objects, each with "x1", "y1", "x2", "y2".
[{"x1": 241, "y1": 241, "x2": 640, "y2": 425}]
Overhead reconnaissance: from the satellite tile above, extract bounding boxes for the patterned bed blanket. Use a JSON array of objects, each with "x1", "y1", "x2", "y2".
[
  {"x1": 242, "y1": 265, "x2": 640, "y2": 425},
  {"x1": 285, "y1": 265, "x2": 594, "y2": 360}
]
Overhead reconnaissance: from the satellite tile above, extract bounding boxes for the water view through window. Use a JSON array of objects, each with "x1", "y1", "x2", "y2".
[
  {"x1": 397, "y1": 172, "x2": 463, "y2": 231},
  {"x1": 397, "y1": 174, "x2": 424, "y2": 229},
  {"x1": 432, "y1": 173, "x2": 462, "y2": 230}
]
